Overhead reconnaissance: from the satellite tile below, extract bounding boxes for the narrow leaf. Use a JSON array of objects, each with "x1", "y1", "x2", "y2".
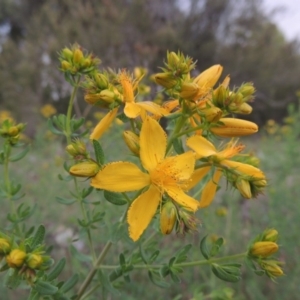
[{"x1": 92, "y1": 139, "x2": 105, "y2": 165}]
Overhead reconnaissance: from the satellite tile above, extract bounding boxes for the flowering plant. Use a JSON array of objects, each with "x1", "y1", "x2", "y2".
[{"x1": 0, "y1": 45, "x2": 283, "y2": 299}]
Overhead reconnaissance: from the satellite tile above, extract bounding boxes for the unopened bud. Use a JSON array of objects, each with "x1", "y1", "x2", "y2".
[
  {"x1": 180, "y1": 82, "x2": 199, "y2": 99},
  {"x1": 27, "y1": 253, "x2": 43, "y2": 269},
  {"x1": 236, "y1": 179, "x2": 252, "y2": 198},
  {"x1": 154, "y1": 73, "x2": 177, "y2": 89},
  {"x1": 73, "y1": 48, "x2": 84, "y2": 64},
  {"x1": 61, "y1": 48, "x2": 73, "y2": 60},
  {"x1": 167, "y1": 51, "x2": 180, "y2": 67},
  {"x1": 194, "y1": 65, "x2": 223, "y2": 89},
  {"x1": 69, "y1": 161, "x2": 100, "y2": 177},
  {"x1": 263, "y1": 229, "x2": 279, "y2": 242},
  {"x1": 0, "y1": 238, "x2": 11, "y2": 254},
  {"x1": 210, "y1": 118, "x2": 258, "y2": 137},
  {"x1": 61, "y1": 60, "x2": 72, "y2": 71},
  {"x1": 6, "y1": 249, "x2": 27, "y2": 268},
  {"x1": 202, "y1": 106, "x2": 223, "y2": 122},
  {"x1": 123, "y1": 131, "x2": 140, "y2": 156},
  {"x1": 260, "y1": 261, "x2": 284, "y2": 278},
  {"x1": 250, "y1": 241, "x2": 278, "y2": 258},
  {"x1": 160, "y1": 202, "x2": 177, "y2": 235}
]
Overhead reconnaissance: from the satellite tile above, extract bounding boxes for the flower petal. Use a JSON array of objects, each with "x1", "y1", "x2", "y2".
[
  {"x1": 187, "y1": 135, "x2": 217, "y2": 159},
  {"x1": 221, "y1": 160, "x2": 265, "y2": 179},
  {"x1": 90, "y1": 108, "x2": 118, "y2": 140},
  {"x1": 186, "y1": 166, "x2": 211, "y2": 190},
  {"x1": 165, "y1": 185, "x2": 199, "y2": 211},
  {"x1": 136, "y1": 101, "x2": 169, "y2": 116},
  {"x1": 127, "y1": 184, "x2": 161, "y2": 241},
  {"x1": 140, "y1": 117, "x2": 167, "y2": 172},
  {"x1": 160, "y1": 151, "x2": 195, "y2": 182},
  {"x1": 199, "y1": 169, "x2": 222, "y2": 208},
  {"x1": 124, "y1": 102, "x2": 142, "y2": 118},
  {"x1": 91, "y1": 162, "x2": 150, "y2": 192}
]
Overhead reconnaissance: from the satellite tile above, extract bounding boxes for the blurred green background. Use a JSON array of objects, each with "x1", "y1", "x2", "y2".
[{"x1": 1, "y1": 0, "x2": 300, "y2": 299}]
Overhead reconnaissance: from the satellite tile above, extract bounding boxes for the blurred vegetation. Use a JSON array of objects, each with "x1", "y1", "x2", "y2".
[{"x1": 0, "y1": 0, "x2": 300, "y2": 135}]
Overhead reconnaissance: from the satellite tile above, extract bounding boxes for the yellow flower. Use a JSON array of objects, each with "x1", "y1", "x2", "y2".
[
  {"x1": 90, "y1": 71, "x2": 169, "y2": 140},
  {"x1": 27, "y1": 253, "x2": 43, "y2": 269},
  {"x1": 119, "y1": 70, "x2": 168, "y2": 119},
  {"x1": 91, "y1": 117, "x2": 198, "y2": 241},
  {"x1": 187, "y1": 136, "x2": 265, "y2": 207},
  {"x1": 40, "y1": 104, "x2": 57, "y2": 118}
]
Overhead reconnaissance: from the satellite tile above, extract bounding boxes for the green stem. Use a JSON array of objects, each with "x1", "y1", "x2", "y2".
[
  {"x1": 75, "y1": 241, "x2": 113, "y2": 300},
  {"x1": 65, "y1": 76, "x2": 81, "y2": 144},
  {"x1": 166, "y1": 114, "x2": 187, "y2": 153},
  {"x1": 75, "y1": 208, "x2": 128, "y2": 300},
  {"x1": 98, "y1": 252, "x2": 247, "y2": 270},
  {"x1": 3, "y1": 143, "x2": 21, "y2": 236}
]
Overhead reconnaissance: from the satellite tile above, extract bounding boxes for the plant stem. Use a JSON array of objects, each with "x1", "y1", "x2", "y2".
[
  {"x1": 65, "y1": 76, "x2": 81, "y2": 144},
  {"x1": 75, "y1": 241, "x2": 113, "y2": 300},
  {"x1": 97, "y1": 252, "x2": 247, "y2": 270}
]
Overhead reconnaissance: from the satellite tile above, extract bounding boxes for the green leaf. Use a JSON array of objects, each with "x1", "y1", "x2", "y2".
[
  {"x1": 148, "y1": 271, "x2": 170, "y2": 288},
  {"x1": 103, "y1": 191, "x2": 127, "y2": 206},
  {"x1": 9, "y1": 146, "x2": 30, "y2": 162},
  {"x1": 47, "y1": 258, "x2": 66, "y2": 281},
  {"x1": 47, "y1": 118, "x2": 64, "y2": 135},
  {"x1": 71, "y1": 117, "x2": 85, "y2": 131},
  {"x1": 92, "y1": 139, "x2": 105, "y2": 165},
  {"x1": 98, "y1": 269, "x2": 120, "y2": 296},
  {"x1": 59, "y1": 274, "x2": 79, "y2": 294},
  {"x1": 211, "y1": 264, "x2": 241, "y2": 282},
  {"x1": 200, "y1": 235, "x2": 210, "y2": 260},
  {"x1": 70, "y1": 245, "x2": 92, "y2": 263},
  {"x1": 4, "y1": 269, "x2": 21, "y2": 289},
  {"x1": 58, "y1": 174, "x2": 73, "y2": 182},
  {"x1": 210, "y1": 237, "x2": 224, "y2": 257},
  {"x1": 31, "y1": 225, "x2": 45, "y2": 248},
  {"x1": 34, "y1": 280, "x2": 59, "y2": 295},
  {"x1": 172, "y1": 138, "x2": 185, "y2": 154},
  {"x1": 81, "y1": 186, "x2": 94, "y2": 198},
  {"x1": 149, "y1": 250, "x2": 160, "y2": 264},
  {"x1": 56, "y1": 196, "x2": 76, "y2": 205}
]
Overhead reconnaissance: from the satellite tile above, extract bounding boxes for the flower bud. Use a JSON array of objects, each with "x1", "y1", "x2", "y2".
[
  {"x1": 201, "y1": 106, "x2": 223, "y2": 122},
  {"x1": 234, "y1": 102, "x2": 253, "y2": 115},
  {"x1": 123, "y1": 131, "x2": 140, "y2": 156},
  {"x1": 69, "y1": 161, "x2": 100, "y2": 177},
  {"x1": 61, "y1": 47, "x2": 73, "y2": 60},
  {"x1": 194, "y1": 65, "x2": 223, "y2": 89},
  {"x1": 73, "y1": 48, "x2": 84, "y2": 64},
  {"x1": 250, "y1": 241, "x2": 278, "y2": 258},
  {"x1": 95, "y1": 73, "x2": 109, "y2": 89},
  {"x1": 236, "y1": 179, "x2": 252, "y2": 198},
  {"x1": 26, "y1": 253, "x2": 43, "y2": 269},
  {"x1": 66, "y1": 140, "x2": 88, "y2": 159},
  {"x1": 6, "y1": 249, "x2": 27, "y2": 268},
  {"x1": 167, "y1": 51, "x2": 180, "y2": 67},
  {"x1": 0, "y1": 238, "x2": 11, "y2": 254},
  {"x1": 154, "y1": 73, "x2": 177, "y2": 89},
  {"x1": 160, "y1": 202, "x2": 177, "y2": 235},
  {"x1": 61, "y1": 60, "x2": 72, "y2": 71},
  {"x1": 262, "y1": 229, "x2": 278, "y2": 242},
  {"x1": 210, "y1": 118, "x2": 258, "y2": 137},
  {"x1": 260, "y1": 260, "x2": 284, "y2": 278},
  {"x1": 180, "y1": 82, "x2": 199, "y2": 99}
]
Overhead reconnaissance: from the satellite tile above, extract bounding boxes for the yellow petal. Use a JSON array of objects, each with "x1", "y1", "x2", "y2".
[
  {"x1": 124, "y1": 102, "x2": 142, "y2": 118},
  {"x1": 91, "y1": 162, "x2": 150, "y2": 192},
  {"x1": 90, "y1": 108, "x2": 118, "y2": 140},
  {"x1": 140, "y1": 117, "x2": 167, "y2": 172},
  {"x1": 136, "y1": 101, "x2": 169, "y2": 116},
  {"x1": 127, "y1": 184, "x2": 161, "y2": 241},
  {"x1": 187, "y1": 135, "x2": 217, "y2": 159},
  {"x1": 221, "y1": 160, "x2": 265, "y2": 179},
  {"x1": 186, "y1": 166, "x2": 211, "y2": 190},
  {"x1": 199, "y1": 169, "x2": 222, "y2": 208},
  {"x1": 160, "y1": 151, "x2": 195, "y2": 181},
  {"x1": 165, "y1": 185, "x2": 199, "y2": 211},
  {"x1": 163, "y1": 99, "x2": 179, "y2": 112}
]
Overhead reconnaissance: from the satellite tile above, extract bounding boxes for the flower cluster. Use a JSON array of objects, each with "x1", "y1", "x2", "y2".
[
  {"x1": 66, "y1": 49, "x2": 266, "y2": 242},
  {"x1": 248, "y1": 229, "x2": 283, "y2": 280}
]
